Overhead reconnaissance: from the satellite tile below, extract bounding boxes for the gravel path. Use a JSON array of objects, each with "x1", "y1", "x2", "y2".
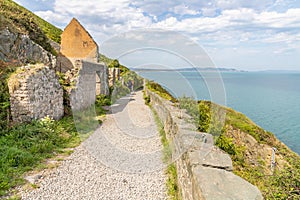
[{"x1": 21, "y1": 91, "x2": 167, "y2": 200}]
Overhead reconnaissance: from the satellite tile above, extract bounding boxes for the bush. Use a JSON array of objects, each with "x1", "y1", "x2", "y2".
[
  {"x1": 198, "y1": 101, "x2": 211, "y2": 132},
  {"x1": 216, "y1": 135, "x2": 237, "y2": 155},
  {"x1": 178, "y1": 96, "x2": 198, "y2": 119}
]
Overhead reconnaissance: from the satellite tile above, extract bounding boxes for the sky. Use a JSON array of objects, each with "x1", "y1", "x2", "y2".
[{"x1": 13, "y1": 0, "x2": 300, "y2": 71}]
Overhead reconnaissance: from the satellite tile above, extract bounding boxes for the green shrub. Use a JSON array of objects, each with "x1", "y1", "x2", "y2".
[
  {"x1": 198, "y1": 101, "x2": 211, "y2": 132},
  {"x1": 96, "y1": 94, "x2": 111, "y2": 105},
  {"x1": 178, "y1": 96, "x2": 198, "y2": 119},
  {"x1": 216, "y1": 135, "x2": 237, "y2": 155},
  {"x1": 143, "y1": 94, "x2": 150, "y2": 105}
]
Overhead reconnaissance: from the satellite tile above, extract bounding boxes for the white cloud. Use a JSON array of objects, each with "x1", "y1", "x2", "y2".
[
  {"x1": 171, "y1": 4, "x2": 199, "y2": 16},
  {"x1": 216, "y1": 0, "x2": 276, "y2": 11},
  {"x1": 201, "y1": 8, "x2": 217, "y2": 17},
  {"x1": 23, "y1": 0, "x2": 300, "y2": 69},
  {"x1": 153, "y1": 8, "x2": 300, "y2": 44},
  {"x1": 256, "y1": 9, "x2": 300, "y2": 28},
  {"x1": 34, "y1": 10, "x2": 71, "y2": 27}
]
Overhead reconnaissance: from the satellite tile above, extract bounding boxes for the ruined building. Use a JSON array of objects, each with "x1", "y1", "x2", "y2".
[
  {"x1": 57, "y1": 18, "x2": 99, "y2": 72},
  {"x1": 9, "y1": 18, "x2": 111, "y2": 123},
  {"x1": 58, "y1": 18, "x2": 109, "y2": 110}
]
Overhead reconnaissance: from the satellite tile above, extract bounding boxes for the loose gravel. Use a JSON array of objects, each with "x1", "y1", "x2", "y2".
[{"x1": 21, "y1": 91, "x2": 167, "y2": 200}]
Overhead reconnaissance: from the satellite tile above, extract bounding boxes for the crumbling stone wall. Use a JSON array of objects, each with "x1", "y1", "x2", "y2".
[
  {"x1": 96, "y1": 65, "x2": 109, "y2": 95},
  {"x1": 108, "y1": 67, "x2": 120, "y2": 87},
  {"x1": 69, "y1": 60, "x2": 108, "y2": 111},
  {"x1": 54, "y1": 18, "x2": 109, "y2": 114},
  {"x1": 8, "y1": 64, "x2": 63, "y2": 123},
  {"x1": 145, "y1": 88, "x2": 263, "y2": 200}
]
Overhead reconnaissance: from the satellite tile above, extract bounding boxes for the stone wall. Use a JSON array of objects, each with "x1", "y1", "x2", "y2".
[
  {"x1": 145, "y1": 88, "x2": 263, "y2": 200},
  {"x1": 108, "y1": 67, "x2": 120, "y2": 87},
  {"x1": 8, "y1": 64, "x2": 63, "y2": 123},
  {"x1": 96, "y1": 64, "x2": 110, "y2": 96},
  {"x1": 69, "y1": 60, "x2": 109, "y2": 112}
]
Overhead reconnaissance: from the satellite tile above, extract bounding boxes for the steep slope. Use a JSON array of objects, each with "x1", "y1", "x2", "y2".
[
  {"x1": 0, "y1": 0, "x2": 63, "y2": 138},
  {"x1": 0, "y1": 0, "x2": 62, "y2": 65},
  {"x1": 179, "y1": 97, "x2": 300, "y2": 199},
  {"x1": 0, "y1": 0, "x2": 62, "y2": 45}
]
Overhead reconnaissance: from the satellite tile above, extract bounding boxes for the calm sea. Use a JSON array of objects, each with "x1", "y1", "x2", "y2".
[{"x1": 138, "y1": 70, "x2": 300, "y2": 155}]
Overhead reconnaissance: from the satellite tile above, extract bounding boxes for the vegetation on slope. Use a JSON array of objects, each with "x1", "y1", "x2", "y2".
[
  {"x1": 99, "y1": 54, "x2": 129, "y2": 75},
  {"x1": 145, "y1": 83, "x2": 299, "y2": 199},
  {"x1": 0, "y1": 0, "x2": 62, "y2": 54},
  {"x1": 146, "y1": 81, "x2": 177, "y2": 103},
  {"x1": 179, "y1": 97, "x2": 300, "y2": 199}
]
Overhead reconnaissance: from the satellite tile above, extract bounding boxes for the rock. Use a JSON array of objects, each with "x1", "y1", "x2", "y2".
[
  {"x1": 0, "y1": 26, "x2": 55, "y2": 67},
  {"x1": 25, "y1": 174, "x2": 43, "y2": 184},
  {"x1": 189, "y1": 147, "x2": 233, "y2": 171},
  {"x1": 192, "y1": 166, "x2": 263, "y2": 200}
]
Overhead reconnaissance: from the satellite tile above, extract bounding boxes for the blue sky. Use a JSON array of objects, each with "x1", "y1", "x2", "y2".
[{"x1": 14, "y1": 0, "x2": 300, "y2": 71}]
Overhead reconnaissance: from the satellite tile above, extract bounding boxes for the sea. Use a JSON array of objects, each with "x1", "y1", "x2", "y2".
[{"x1": 138, "y1": 70, "x2": 300, "y2": 155}]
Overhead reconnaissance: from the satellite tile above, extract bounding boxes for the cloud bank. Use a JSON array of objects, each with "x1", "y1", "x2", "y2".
[{"x1": 14, "y1": 0, "x2": 300, "y2": 70}]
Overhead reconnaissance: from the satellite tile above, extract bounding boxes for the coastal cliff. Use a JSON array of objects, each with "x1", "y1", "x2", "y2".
[{"x1": 146, "y1": 82, "x2": 300, "y2": 199}]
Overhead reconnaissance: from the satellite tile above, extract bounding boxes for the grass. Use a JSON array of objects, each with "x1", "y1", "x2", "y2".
[
  {"x1": 146, "y1": 96, "x2": 179, "y2": 200},
  {"x1": 0, "y1": 116, "x2": 78, "y2": 197},
  {"x1": 99, "y1": 55, "x2": 129, "y2": 76},
  {"x1": 178, "y1": 97, "x2": 300, "y2": 199},
  {"x1": 72, "y1": 95, "x2": 110, "y2": 135},
  {"x1": 0, "y1": 61, "x2": 111, "y2": 197},
  {"x1": 146, "y1": 81, "x2": 177, "y2": 103},
  {"x1": 0, "y1": 0, "x2": 62, "y2": 55},
  {"x1": 0, "y1": 94, "x2": 111, "y2": 198}
]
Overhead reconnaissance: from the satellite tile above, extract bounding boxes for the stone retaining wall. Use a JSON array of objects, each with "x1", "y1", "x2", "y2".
[
  {"x1": 145, "y1": 88, "x2": 263, "y2": 200},
  {"x1": 8, "y1": 64, "x2": 63, "y2": 123}
]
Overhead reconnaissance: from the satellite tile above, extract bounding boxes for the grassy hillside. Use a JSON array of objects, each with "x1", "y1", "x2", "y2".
[
  {"x1": 179, "y1": 98, "x2": 300, "y2": 199},
  {"x1": 145, "y1": 85, "x2": 299, "y2": 199},
  {"x1": 99, "y1": 54, "x2": 129, "y2": 75},
  {"x1": 0, "y1": 0, "x2": 62, "y2": 54}
]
